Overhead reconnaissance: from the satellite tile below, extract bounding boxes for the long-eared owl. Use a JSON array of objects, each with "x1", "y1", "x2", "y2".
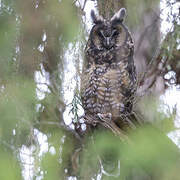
[{"x1": 81, "y1": 8, "x2": 137, "y2": 129}]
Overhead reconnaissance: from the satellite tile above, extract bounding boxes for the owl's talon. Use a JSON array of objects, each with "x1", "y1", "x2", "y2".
[
  {"x1": 97, "y1": 113, "x2": 103, "y2": 120},
  {"x1": 97, "y1": 113, "x2": 112, "y2": 122}
]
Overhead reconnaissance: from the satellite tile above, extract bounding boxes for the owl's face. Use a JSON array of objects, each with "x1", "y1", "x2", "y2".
[{"x1": 89, "y1": 8, "x2": 128, "y2": 50}]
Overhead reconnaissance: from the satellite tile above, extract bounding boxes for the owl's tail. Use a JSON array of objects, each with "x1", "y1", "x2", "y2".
[{"x1": 84, "y1": 114, "x2": 130, "y2": 141}]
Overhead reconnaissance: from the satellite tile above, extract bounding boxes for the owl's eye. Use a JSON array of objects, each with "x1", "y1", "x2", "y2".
[
  {"x1": 97, "y1": 30, "x2": 104, "y2": 38},
  {"x1": 112, "y1": 29, "x2": 119, "y2": 37}
]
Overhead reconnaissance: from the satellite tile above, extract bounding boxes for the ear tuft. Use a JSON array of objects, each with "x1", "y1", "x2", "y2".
[
  {"x1": 91, "y1": 10, "x2": 97, "y2": 23},
  {"x1": 111, "y1": 8, "x2": 126, "y2": 23},
  {"x1": 91, "y1": 10, "x2": 104, "y2": 24}
]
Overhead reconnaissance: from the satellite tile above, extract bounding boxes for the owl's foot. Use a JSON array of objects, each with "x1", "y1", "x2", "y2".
[
  {"x1": 83, "y1": 114, "x2": 98, "y2": 126},
  {"x1": 97, "y1": 113, "x2": 112, "y2": 122}
]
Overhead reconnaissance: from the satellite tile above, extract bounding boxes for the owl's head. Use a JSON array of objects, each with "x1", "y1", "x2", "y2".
[{"x1": 89, "y1": 8, "x2": 129, "y2": 50}]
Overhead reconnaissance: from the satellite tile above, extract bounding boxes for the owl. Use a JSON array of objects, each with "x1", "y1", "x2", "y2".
[{"x1": 81, "y1": 8, "x2": 137, "y2": 130}]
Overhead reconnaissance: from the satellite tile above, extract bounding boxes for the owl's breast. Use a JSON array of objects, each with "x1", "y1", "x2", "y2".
[
  {"x1": 98, "y1": 66, "x2": 134, "y2": 117},
  {"x1": 115, "y1": 44, "x2": 132, "y2": 60},
  {"x1": 81, "y1": 61, "x2": 135, "y2": 119},
  {"x1": 81, "y1": 64, "x2": 107, "y2": 114}
]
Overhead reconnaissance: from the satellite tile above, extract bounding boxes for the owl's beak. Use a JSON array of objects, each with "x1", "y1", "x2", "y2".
[
  {"x1": 105, "y1": 37, "x2": 112, "y2": 49},
  {"x1": 106, "y1": 37, "x2": 110, "y2": 46}
]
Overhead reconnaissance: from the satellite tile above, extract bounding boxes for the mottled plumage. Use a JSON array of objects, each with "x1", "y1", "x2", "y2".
[{"x1": 81, "y1": 8, "x2": 137, "y2": 129}]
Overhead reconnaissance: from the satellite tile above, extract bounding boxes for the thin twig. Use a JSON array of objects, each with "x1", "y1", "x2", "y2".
[{"x1": 82, "y1": 0, "x2": 87, "y2": 11}]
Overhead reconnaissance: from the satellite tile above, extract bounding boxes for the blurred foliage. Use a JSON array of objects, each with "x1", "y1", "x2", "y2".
[
  {"x1": 0, "y1": 0, "x2": 80, "y2": 179},
  {"x1": 0, "y1": 8, "x2": 17, "y2": 79},
  {"x1": 162, "y1": 23, "x2": 180, "y2": 85},
  {"x1": 137, "y1": 96, "x2": 175, "y2": 133},
  {"x1": 41, "y1": 131, "x2": 75, "y2": 180},
  {"x1": 0, "y1": 149, "x2": 21, "y2": 180},
  {"x1": 37, "y1": 93, "x2": 65, "y2": 133},
  {"x1": 45, "y1": 0, "x2": 79, "y2": 42},
  {"x1": 0, "y1": 78, "x2": 37, "y2": 145},
  {"x1": 125, "y1": 0, "x2": 160, "y2": 28},
  {"x1": 81, "y1": 126, "x2": 180, "y2": 179}
]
